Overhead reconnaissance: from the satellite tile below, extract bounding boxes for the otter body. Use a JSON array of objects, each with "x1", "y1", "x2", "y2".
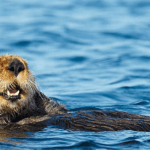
[{"x1": 0, "y1": 54, "x2": 150, "y2": 132}]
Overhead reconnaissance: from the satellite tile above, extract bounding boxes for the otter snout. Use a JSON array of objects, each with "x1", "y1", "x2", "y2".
[{"x1": 8, "y1": 59, "x2": 25, "y2": 76}]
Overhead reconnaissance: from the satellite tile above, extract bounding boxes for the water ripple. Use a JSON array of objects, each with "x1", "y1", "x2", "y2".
[{"x1": 1, "y1": 0, "x2": 150, "y2": 149}]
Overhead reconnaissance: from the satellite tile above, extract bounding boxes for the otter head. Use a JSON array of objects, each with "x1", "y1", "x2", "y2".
[{"x1": 0, "y1": 54, "x2": 37, "y2": 114}]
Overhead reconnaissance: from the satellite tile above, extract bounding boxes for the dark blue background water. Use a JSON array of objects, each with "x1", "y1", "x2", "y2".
[{"x1": 1, "y1": 0, "x2": 150, "y2": 149}]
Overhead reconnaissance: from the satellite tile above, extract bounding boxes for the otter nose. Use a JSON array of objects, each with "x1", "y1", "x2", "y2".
[{"x1": 8, "y1": 59, "x2": 25, "y2": 76}]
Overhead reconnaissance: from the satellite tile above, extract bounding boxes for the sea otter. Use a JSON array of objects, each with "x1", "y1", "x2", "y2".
[
  {"x1": 0, "y1": 54, "x2": 150, "y2": 132},
  {"x1": 0, "y1": 54, "x2": 67, "y2": 124}
]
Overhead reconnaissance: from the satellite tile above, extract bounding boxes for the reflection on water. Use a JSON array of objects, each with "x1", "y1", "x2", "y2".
[
  {"x1": 1, "y1": 0, "x2": 150, "y2": 149},
  {"x1": 0, "y1": 125, "x2": 29, "y2": 145}
]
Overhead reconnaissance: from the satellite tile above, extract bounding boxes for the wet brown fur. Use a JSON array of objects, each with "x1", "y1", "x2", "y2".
[{"x1": 0, "y1": 54, "x2": 150, "y2": 132}]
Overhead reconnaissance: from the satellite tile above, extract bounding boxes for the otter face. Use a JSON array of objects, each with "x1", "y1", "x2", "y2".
[{"x1": 0, "y1": 54, "x2": 37, "y2": 113}]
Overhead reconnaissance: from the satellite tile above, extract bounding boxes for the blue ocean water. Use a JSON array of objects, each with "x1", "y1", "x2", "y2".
[{"x1": 1, "y1": 0, "x2": 150, "y2": 149}]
